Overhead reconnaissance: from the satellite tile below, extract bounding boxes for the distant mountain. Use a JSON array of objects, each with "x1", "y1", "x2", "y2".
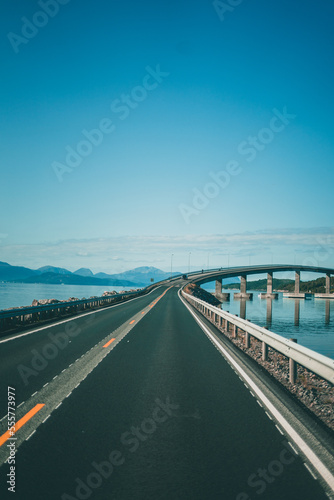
[
  {"x1": 38, "y1": 265, "x2": 71, "y2": 275},
  {"x1": 16, "y1": 272, "x2": 138, "y2": 287},
  {"x1": 0, "y1": 261, "x2": 40, "y2": 281},
  {"x1": 1, "y1": 262, "x2": 175, "y2": 287},
  {"x1": 73, "y1": 268, "x2": 94, "y2": 277},
  {"x1": 101, "y1": 266, "x2": 176, "y2": 285}
]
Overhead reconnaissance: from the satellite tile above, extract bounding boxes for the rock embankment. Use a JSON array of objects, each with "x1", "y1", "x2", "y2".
[{"x1": 184, "y1": 283, "x2": 221, "y2": 306}]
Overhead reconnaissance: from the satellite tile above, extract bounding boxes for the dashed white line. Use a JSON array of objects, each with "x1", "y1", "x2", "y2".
[
  {"x1": 74, "y1": 383, "x2": 80, "y2": 389},
  {"x1": 66, "y1": 392, "x2": 72, "y2": 398},
  {"x1": 43, "y1": 383, "x2": 48, "y2": 388},
  {"x1": 304, "y1": 462, "x2": 317, "y2": 480},
  {"x1": 17, "y1": 402, "x2": 25, "y2": 409},
  {"x1": 26, "y1": 430, "x2": 36, "y2": 441},
  {"x1": 61, "y1": 369, "x2": 66, "y2": 373},
  {"x1": 288, "y1": 441, "x2": 299, "y2": 455},
  {"x1": 257, "y1": 400, "x2": 263, "y2": 408},
  {"x1": 42, "y1": 415, "x2": 50, "y2": 424},
  {"x1": 55, "y1": 402, "x2": 62, "y2": 409},
  {"x1": 69, "y1": 363, "x2": 73, "y2": 367},
  {"x1": 32, "y1": 391, "x2": 37, "y2": 397},
  {"x1": 265, "y1": 411, "x2": 272, "y2": 420},
  {"x1": 275, "y1": 424, "x2": 284, "y2": 435},
  {"x1": 53, "y1": 375, "x2": 58, "y2": 380}
]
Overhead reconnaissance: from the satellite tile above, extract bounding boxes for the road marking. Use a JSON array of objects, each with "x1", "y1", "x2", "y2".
[
  {"x1": 304, "y1": 463, "x2": 317, "y2": 480},
  {"x1": 17, "y1": 401, "x2": 25, "y2": 409},
  {"x1": 26, "y1": 430, "x2": 36, "y2": 441},
  {"x1": 32, "y1": 391, "x2": 37, "y2": 397},
  {"x1": 129, "y1": 320, "x2": 136, "y2": 324},
  {"x1": 103, "y1": 338, "x2": 116, "y2": 348},
  {"x1": 179, "y1": 290, "x2": 334, "y2": 493},
  {"x1": 275, "y1": 424, "x2": 284, "y2": 435},
  {"x1": 66, "y1": 392, "x2": 72, "y2": 398},
  {"x1": 55, "y1": 403, "x2": 62, "y2": 409},
  {"x1": 141, "y1": 311, "x2": 145, "y2": 314},
  {"x1": 0, "y1": 404, "x2": 45, "y2": 447},
  {"x1": 42, "y1": 415, "x2": 50, "y2": 424}
]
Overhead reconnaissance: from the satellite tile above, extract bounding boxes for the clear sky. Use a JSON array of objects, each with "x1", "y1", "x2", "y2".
[{"x1": 1, "y1": 0, "x2": 334, "y2": 275}]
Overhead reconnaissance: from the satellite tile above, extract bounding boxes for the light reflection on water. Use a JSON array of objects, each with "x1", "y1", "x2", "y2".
[{"x1": 203, "y1": 286, "x2": 334, "y2": 359}]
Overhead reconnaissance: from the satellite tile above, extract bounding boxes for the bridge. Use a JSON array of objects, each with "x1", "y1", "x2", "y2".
[
  {"x1": 187, "y1": 264, "x2": 334, "y2": 300},
  {"x1": 0, "y1": 266, "x2": 333, "y2": 499}
]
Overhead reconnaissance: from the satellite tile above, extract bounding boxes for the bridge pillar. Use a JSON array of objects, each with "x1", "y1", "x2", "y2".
[
  {"x1": 326, "y1": 273, "x2": 331, "y2": 294},
  {"x1": 234, "y1": 275, "x2": 253, "y2": 300},
  {"x1": 214, "y1": 279, "x2": 230, "y2": 301},
  {"x1": 259, "y1": 272, "x2": 278, "y2": 299},
  {"x1": 295, "y1": 271, "x2": 300, "y2": 294},
  {"x1": 283, "y1": 270, "x2": 308, "y2": 298},
  {"x1": 314, "y1": 272, "x2": 334, "y2": 299}
]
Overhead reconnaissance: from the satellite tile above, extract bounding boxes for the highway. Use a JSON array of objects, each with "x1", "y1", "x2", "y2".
[{"x1": 0, "y1": 283, "x2": 333, "y2": 499}]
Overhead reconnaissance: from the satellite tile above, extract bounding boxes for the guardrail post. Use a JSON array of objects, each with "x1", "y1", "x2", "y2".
[
  {"x1": 245, "y1": 331, "x2": 250, "y2": 348},
  {"x1": 289, "y1": 339, "x2": 298, "y2": 383},
  {"x1": 226, "y1": 320, "x2": 229, "y2": 332},
  {"x1": 262, "y1": 342, "x2": 268, "y2": 361}
]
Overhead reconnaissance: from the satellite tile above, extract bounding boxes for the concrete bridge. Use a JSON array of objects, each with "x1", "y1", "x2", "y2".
[{"x1": 187, "y1": 264, "x2": 334, "y2": 301}]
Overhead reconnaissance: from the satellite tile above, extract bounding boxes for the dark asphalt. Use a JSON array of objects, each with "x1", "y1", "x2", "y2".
[{"x1": 0, "y1": 285, "x2": 330, "y2": 499}]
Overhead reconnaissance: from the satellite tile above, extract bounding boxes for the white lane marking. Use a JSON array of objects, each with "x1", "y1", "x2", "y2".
[
  {"x1": 0, "y1": 286, "x2": 161, "y2": 344},
  {"x1": 53, "y1": 375, "x2": 58, "y2": 380},
  {"x1": 31, "y1": 391, "x2": 37, "y2": 397},
  {"x1": 18, "y1": 401, "x2": 25, "y2": 409},
  {"x1": 55, "y1": 403, "x2": 62, "y2": 409},
  {"x1": 66, "y1": 392, "x2": 72, "y2": 398},
  {"x1": 304, "y1": 462, "x2": 317, "y2": 480},
  {"x1": 265, "y1": 411, "x2": 272, "y2": 420},
  {"x1": 42, "y1": 415, "x2": 50, "y2": 424},
  {"x1": 275, "y1": 424, "x2": 284, "y2": 435},
  {"x1": 43, "y1": 383, "x2": 48, "y2": 388},
  {"x1": 26, "y1": 430, "x2": 36, "y2": 441},
  {"x1": 257, "y1": 400, "x2": 263, "y2": 408},
  {"x1": 179, "y1": 291, "x2": 334, "y2": 493},
  {"x1": 288, "y1": 442, "x2": 299, "y2": 455}
]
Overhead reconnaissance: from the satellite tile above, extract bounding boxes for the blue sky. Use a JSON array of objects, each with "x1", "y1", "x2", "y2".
[{"x1": 1, "y1": 0, "x2": 334, "y2": 275}]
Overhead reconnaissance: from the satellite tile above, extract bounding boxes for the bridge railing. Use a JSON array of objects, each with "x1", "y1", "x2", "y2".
[{"x1": 182, "y1": 291, "x2": 334, "y2": 385}]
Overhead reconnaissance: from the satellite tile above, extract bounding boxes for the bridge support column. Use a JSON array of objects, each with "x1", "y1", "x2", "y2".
[
  {"x1": 326, "y1": 274, "x2": 331, "y2": 294},
  {"x1": 214, "y1": 279, "x2": 230, "y2": 302},
  {"x1": 283, "y1": 270, "x2": 307, "y2": 298},
  {"x1": 295, "y1": 271, "x2": 300, "y2": 294},
  {"x1": 259, "y1": 272, "x2": 278, "y2": 299},
  {"x1": 234, "y1": 275, "x2": 253, "y2": 300}
]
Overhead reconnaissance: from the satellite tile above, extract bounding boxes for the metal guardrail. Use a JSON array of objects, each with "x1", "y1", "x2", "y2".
[
  {"x1": 0, "y1": 288, "x2": 153, "y2": 335},
  {"x1": 182, "y1": 291, "x2": 334, "y2": 385}
]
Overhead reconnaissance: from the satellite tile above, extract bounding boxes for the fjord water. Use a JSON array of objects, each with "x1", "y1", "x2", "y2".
[
  {"x1": 0, "y1": 282, "x2": 140, "y2": 311},
  {"x1": 203, "y1": 286, "x2": 334, "y2": 359}
]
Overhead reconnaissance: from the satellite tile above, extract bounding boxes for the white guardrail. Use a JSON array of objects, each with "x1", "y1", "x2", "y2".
[{"x1": 182, "y1": 291, "x2": 334, "y2": 385}]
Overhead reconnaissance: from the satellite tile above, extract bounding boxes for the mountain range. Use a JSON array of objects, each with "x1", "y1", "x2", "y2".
[{"x1": 0, "y1": 262, "x2": 175, "y2": 287}]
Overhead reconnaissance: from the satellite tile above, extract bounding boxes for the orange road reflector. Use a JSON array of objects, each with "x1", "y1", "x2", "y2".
[
  {"x1": 103, "y1": 338, "x2": 116, "y2": 348},
  {"x1": 0, "y1": 403, "x2": 45, "y2": 447},
  {"x1": 129, "y1": 320, "x2": 135, "y2": 324}
]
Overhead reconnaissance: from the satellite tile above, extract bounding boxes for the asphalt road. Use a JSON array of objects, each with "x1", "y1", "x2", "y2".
[{"x1": 0, "y1": 284, "x2": 331, "y2": 499}]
